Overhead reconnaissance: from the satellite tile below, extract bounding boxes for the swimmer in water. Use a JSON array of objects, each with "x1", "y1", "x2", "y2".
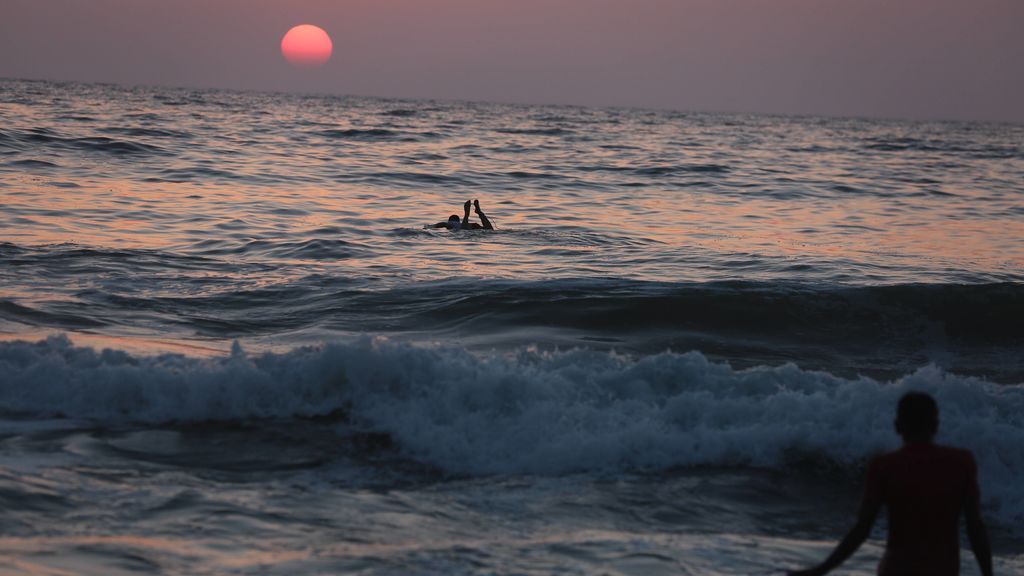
[{"x1": 431, "y1": 199, "x2": 495, "y2": 230}]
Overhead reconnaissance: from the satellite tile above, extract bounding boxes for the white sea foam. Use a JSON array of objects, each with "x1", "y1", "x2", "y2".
[{"x1": 2, "y1": 334, "x2": 1022, "y2": 526}]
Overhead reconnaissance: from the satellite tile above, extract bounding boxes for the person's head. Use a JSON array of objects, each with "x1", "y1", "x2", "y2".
[
  {"x1": 895, "y1": 392, "x2": 939, "y2": 443},
  {"x1": 447, "y1": 215, "x2": 461, "y2": 229}
]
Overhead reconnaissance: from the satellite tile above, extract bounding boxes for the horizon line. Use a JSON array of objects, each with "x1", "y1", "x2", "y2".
[{"x1": 3, "y1": 74, "x2": 1021, "y2": 128}]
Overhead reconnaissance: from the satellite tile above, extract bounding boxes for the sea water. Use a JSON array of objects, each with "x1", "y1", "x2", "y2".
[{"x1": 1, "y1": 78, "x2": 1022, "y2": 574}]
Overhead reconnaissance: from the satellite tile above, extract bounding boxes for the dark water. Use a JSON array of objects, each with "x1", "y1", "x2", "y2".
[{"x1": 1, "y1": 78, "x2": 1022, "y2": 574}]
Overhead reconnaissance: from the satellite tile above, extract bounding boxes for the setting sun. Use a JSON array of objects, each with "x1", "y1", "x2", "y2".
[{"x1": 281, "y1": 24, "x2": 333, "y2": 68}]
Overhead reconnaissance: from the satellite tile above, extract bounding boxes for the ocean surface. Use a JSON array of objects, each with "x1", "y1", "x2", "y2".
[{"x1": 1, "y1": 78, "x2": 1022, "y2": 575}]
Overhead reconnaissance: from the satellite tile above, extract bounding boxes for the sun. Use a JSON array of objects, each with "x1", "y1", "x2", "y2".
[{"x1": 281, "y1": 24, "x2": 333, "y2": 68}]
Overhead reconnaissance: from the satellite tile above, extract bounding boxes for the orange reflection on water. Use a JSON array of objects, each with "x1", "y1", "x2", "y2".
[
  {"x1": 0, "y1": 535, "x2": 310, "y2": 574},
  {"x1": 2, "y1": 152, "x2": 1022, "y2": 285}
]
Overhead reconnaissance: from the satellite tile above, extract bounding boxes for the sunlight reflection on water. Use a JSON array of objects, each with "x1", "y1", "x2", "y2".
[{"x1": 1, "y1": 79, "x2": 1022, "y2": 290}]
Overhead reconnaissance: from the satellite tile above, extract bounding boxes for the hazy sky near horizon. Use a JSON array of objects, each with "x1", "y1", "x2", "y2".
[{"x1": 2, "y1": 0, "x2": 1021, "y2": 122}]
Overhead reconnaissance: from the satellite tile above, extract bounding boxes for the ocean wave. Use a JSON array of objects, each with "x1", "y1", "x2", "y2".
[
  {"x1": 1, "y1": 335, "x2": 1022, "y2": 526},
  {"x1": 148, "y1": 166, "x2": 239, "y2": 183},
  {"x1": 380, "y1": 109, "x2": 420, "y2": 118},
  {"x1": 1, "y1": 242, "x2": 1020, "y2": 377},
  {"x1": 5, "y1": 159, "x2": 59, "y2": 169},
  {"x1": 316, "y1": 128, "x2": 439, "y2": 142},
  {"x1": 0, "y1": 301, "x2": 107, "y2": 329},
  {"x1": 318, "y1": 128, "x2": 400, "y2": 140},
  {"x1": 495, "y1": 127, "x2": 571, "y2": 136},
  {"x1": 863, "y1": 136, "x2": 1020, "y2": 159},
  {"x1": 0, "y1": 242, "x2": 225, "y2": 272},
  {"x1": 98, "y1": 126, "x2": 192, "y2": 139},
  {"x1": 348, "y1": 171, "x2": 473, "y2": 186},
  {"x1": 0, "y1": 128, "x2": 169, "y2": 156},
  {"x1": 580, "y1": 164, "x2": 730, "y2": 176},
  {"x1": 194, "y1": 238, "x2": 367, "y2": 260},
  {"x1": 378, "y1": 281, "x2": 1018, "y2": 384}
]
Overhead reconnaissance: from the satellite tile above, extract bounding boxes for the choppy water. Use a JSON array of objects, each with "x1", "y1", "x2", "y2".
[{"x1": 1, "y1": 78, "x2": 1023, "y2": 574}]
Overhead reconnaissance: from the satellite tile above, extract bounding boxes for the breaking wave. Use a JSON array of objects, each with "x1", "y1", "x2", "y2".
[{"x1": 2, "y1": 334, "x2": 1021, "y2": 526}]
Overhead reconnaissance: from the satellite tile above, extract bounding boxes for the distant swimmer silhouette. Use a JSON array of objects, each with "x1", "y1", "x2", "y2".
[
  {"x1": 430, "y1": 199, "x2": 495, "y2": 230},
  {"x1": 788, "y1": 392, "x2": 993, "y2": 576}
]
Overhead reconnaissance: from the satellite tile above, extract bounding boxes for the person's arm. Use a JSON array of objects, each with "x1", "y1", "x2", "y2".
[
  {"x1": 964, "y1": 455, "x2": 993, "y2": 576},
  {"x1": 788, "y1": 460, "x2": 883, "y2": 576},
  {"x1": 474, "y1": 199, "x2": 494, "y2": 230},
  {"x1": 788, "y1": 504, "x2": 880, "y2": 576}
]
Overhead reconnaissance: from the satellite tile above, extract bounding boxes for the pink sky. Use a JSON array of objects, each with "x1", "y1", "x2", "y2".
[{"x1": 1, "y1": 0, "x2": 1021, "y2": 122}]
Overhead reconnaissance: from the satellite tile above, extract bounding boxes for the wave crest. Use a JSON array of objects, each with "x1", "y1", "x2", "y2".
[{"x1": 2, "y1": 335, "x2": 1022, "y2": 525}]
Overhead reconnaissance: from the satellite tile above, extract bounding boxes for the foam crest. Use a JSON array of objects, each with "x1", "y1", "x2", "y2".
[
  {"x1": 2, "y1": 335, "x2": 1022, "y2": 526},
  {"x1": 0, "y1": 335, "x2": 352, "y2": 422}
]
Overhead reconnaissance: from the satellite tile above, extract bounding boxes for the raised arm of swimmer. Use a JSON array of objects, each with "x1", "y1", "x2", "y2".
[
  {"x1": 430, "y1": 199, "x2": 495, "y2": 230},
  {"x1": 474, "y1": 199, "x2": 494, "y2": 230}
]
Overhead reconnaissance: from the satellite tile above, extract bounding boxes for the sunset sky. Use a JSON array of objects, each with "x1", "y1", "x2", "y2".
[{"x1": 1, "y1": 0, "x2": 1022, "y2": 122}]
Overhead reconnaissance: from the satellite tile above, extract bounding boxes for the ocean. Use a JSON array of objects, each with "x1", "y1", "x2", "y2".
[{"x1": 1, "y1": 77, "x2": 1022, "y2": 574}]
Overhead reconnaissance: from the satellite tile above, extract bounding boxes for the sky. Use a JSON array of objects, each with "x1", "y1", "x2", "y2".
[{"x1": 1, "y1": 0, "x2": 1022, "y2": 122}]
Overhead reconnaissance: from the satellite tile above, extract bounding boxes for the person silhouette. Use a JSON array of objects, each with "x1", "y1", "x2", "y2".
[
  {"x1": 788, "y1": 392, "x2": 993, "y2": 576},
  {"x1": 430, "y1": 199, "x2": 495, "y2": 230}
]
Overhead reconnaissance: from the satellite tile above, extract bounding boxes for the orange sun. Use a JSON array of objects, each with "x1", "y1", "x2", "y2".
[{"x1": 281, "y1": 24, "x2": 333, "y2": 68}]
